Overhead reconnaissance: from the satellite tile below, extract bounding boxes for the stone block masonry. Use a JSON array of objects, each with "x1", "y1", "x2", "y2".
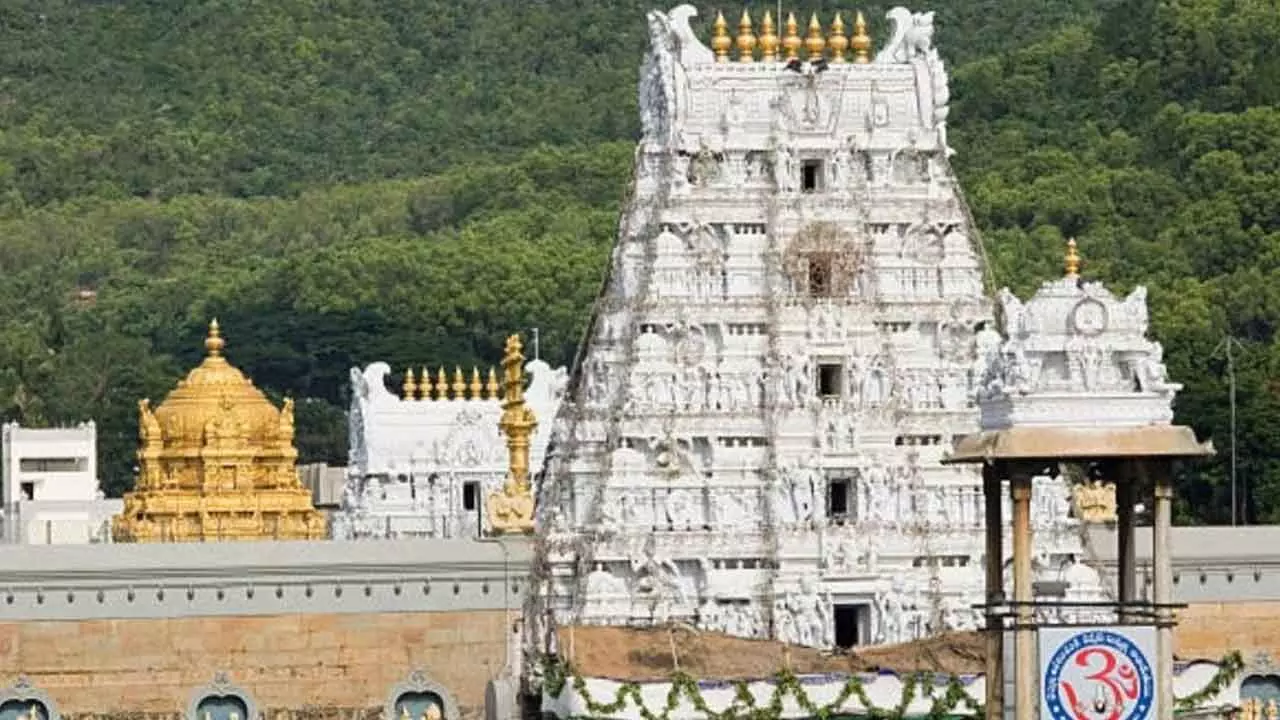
[
  {"x1": 0, "y1": 610, "x2": 510, "y2": 718},
  {"x1": 0, "y1": 537, "x2": 533, "y2": 720}
]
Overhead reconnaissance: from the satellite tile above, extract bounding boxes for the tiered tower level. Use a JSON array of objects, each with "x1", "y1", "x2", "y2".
[{"x1": 529, "y1": 5, "x2": 1105, "y2": 649}]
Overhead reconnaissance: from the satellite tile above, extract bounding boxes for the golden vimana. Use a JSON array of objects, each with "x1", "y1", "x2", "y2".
[
  {"x1": 112, "y1": 320, "x2": 325, "y2": 543},
  {"x1": 711, "y1": 9, "x2": 874, "y2": 63}
]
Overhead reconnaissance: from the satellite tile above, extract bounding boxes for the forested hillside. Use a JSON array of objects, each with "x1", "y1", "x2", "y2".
[{"x1": 1, "y1": 0, "x2": 1277, "y2": 523}]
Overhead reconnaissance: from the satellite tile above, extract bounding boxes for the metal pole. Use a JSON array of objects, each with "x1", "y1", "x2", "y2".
[
  {"x1": 531, "y1": 328, "x2": 541, "y2": 362},
  {"x1": 1214, "y1": 336, "x2": 1241, "y2": 526},
  {"x1": 1228, "y1": 338, "x2": 1239, "y2": 525}
]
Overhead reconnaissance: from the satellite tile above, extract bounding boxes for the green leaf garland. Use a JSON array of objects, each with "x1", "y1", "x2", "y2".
[{"x1": 541, "y1": 648, "x2": 1246, "y2": 720}]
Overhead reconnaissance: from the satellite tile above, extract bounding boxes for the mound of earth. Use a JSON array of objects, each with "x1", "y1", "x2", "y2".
[{"x1": 553, "y1": 625, "x2": 986, "y2": 682}]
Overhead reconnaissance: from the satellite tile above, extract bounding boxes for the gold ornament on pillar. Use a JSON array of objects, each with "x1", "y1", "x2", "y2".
[
  {"x1": 435, "y1": 367, "x2": 448, "y2": 400},
  {"x1": 1065, "y1": 237, "x2": 1081, "y2": 277},
  {"x1": 782, "y1": 12, "x2": 802, "y2": 60},
  {"x1": 851, "y1": 12, "x2": 873, "y2": 63},
  {"x1": 736, "y1": 9, "x2": 756, "y2": 62},
  {"x1": 402, "y1": 368, "x2": 417, "y2": 400},
  {"x1": 758, "y1": 11, "x2": 779, "y2": 61},
  {"x1": 487, "y1": 334, "x2": 537, "y2": 535},
  {"x1": 112, "y1": 320, "x2": 324, "y2": 543},
  {"x1": 711, "y1": 11, "x2": 732, "y2": 62},
  {"x1": 485, "y1": 367, "x2": 501, "y2": 400},
  {"x1": 827, "y1": 13, "x2": 848, "y2": 62},
  {"x1": 804, "y1": 13, "x2": 826, "y2": 60}
]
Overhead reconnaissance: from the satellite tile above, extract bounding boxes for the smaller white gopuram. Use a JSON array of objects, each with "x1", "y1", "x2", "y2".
[
  {"x1": 336, "y1": 359, "x2": 568, "y2": 539},
  {"x1": 974, "y1": 238, "x2": 1184, "y2": 622},
  {"x1": 978, "y1": 238, "x2": 1180, "y2": 431}
]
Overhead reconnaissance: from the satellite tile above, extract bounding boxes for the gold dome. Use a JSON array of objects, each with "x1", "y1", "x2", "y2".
[
  {"x1": 152, "y1": 319, "x2": 283, "y2": 449},
  {"x1": 113, "y1": 319, "x2": 323, "y2": 543}
]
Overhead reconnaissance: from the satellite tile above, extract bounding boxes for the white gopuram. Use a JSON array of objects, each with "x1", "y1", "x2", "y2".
[
  {"x1": 336, "y1": 360, "x2": 567, "y2": 539},
  {"x1": 526, "y1": 6, "x2": 1106, "y2": 650}
]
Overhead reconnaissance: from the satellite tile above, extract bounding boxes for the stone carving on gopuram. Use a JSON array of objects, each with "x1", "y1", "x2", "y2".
[
  {"x1": 523, "y1": 5, "x2": 1106, "y2": 655},
  {"x1": 335, "y1": 351, "x2": 567, "y2": 540}
]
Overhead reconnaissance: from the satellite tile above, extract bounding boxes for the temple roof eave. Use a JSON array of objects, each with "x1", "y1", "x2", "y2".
[{"x1": 944, "y1": 425, "x2": 1215, "y2": 465}]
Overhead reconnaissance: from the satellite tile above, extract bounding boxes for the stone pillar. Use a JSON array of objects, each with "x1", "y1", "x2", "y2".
[
  {"x1": 983, "y1": 463, "x2": 1005, "y2": 720},
  {"x1": 1116, "y1": 463, "x2": 1137, "y2": 623},
  {"x1": 1150, "y1": 460, "x2": 1175, "y2": 720},
  {"x1": 1011, "y1": 473, "x2": 1035, "y2": 720}
]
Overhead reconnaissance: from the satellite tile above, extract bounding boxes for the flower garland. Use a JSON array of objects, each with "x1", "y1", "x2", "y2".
[
  {"x1": 1174, "y1": 651, "x2": 1245, "y2": 713},
  {"x1": 543, "y1": 649, "x2": 1247, "y2": 720},
  {"x1": 542, "y1": 657, "x2": 983, "y2": 720}
]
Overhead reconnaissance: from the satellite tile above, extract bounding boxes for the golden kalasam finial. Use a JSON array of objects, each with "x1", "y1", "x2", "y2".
[
  {"x1": 852, "y1": 11, "x2": 872, "y2": 63},
  {"x1": 435, "y1": 367, "x2": 448, "y2": 400},
  {"x1": 736, "y1": 9, "x2": 756, "y2": 62},
  {"x1": 487, "y1": 334, "x2": 537, "y2": 535},
  {"x1": 782, "y1": 12, "x2": 802, "y2": 60},
  {"x1": 828, "y1": 13, "x2": 848, "y2": 62},
  {"x1": 419, "y1": 366, "x2": 432, "y2": 399},
  {"x1": 205, "y1": 319, "x2": 225, "y2": 356},
  {"x1": 1065, "y1": 237, "x2": 1081, "y2": 277},
  {"x1": 712, "y1": 11, "x2": 731, "y2": 62},
  {"x1": 486, "y1": 367, "x2": 500, "y2": 400},
  {"x1": 402, "y1": 368, "x2": 417, "y2": 400},
  {"x1": 759, "y1": 11, "x2": 779, "y2": 61},
  {"x1": 804, "y1": 13, "x2": 825, "y2": 60},
  {"x1": 451, "y1": 366, "x2": 466, "y2": 399},
  {"x1": 469, "y1": 367, "x2": 483, "y2": 400}
]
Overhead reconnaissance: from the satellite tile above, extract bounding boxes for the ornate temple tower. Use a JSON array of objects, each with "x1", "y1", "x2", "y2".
[
  {"x1": 526, "y1": 5, "x2": 1104, "y2": 651},
  {"x1": 112, "y1": 321, "x2": 325, "y2": 542}
]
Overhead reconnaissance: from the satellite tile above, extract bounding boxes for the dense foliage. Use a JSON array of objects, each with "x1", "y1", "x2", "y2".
[{"x1": 0, "y1": 0, "x2": 1275, "y2": 523}]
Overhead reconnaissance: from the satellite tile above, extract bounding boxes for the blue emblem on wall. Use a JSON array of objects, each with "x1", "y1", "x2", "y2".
[{"x1": 1044, "y1": 629, "x2": 1155, "y2": 720}]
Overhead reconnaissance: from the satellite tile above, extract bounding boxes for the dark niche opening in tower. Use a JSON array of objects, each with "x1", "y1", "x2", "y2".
[
  {"x1": 833, "y1": 603, "x2": 868, "y2": 648},
  {"x1": 801, "y1": 159, "x2": 824, "y2": 192},
  {"x1": 808, "y1": 254, "x2": 835, "y2": 297},
  {"x1": 818, "y1": 363, "x2": 842, "y2": 397},
  {"x1": 827, "y1": 477, "x2": 850, "y2": 520}
]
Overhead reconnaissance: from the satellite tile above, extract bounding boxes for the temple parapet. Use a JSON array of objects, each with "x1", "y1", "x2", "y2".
[
  {"x1": 339, "y1": 356, "x2": 567, "y2": 540},
  {"x1": 976, "y1": 239, "x2": 1180, "y2": 430},
  {"x1": 642, "y1": 5, "x2": 952, "y2": 160}
]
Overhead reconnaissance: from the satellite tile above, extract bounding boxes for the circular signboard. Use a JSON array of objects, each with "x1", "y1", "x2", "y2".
[{"x1": 1043, "y1": 629, "x2": 1156, "y2": 720}]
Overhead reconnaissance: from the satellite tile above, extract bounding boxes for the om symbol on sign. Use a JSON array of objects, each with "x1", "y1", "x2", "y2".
[{"x1": 1044, "y1": 630, "x2": 1156, "y2": 720}]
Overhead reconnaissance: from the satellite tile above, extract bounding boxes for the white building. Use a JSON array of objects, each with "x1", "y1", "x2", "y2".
[
  {"x1": 335, "y1": 360, "x2": 567, "y2": 539},
  {"x1": 1, "y1": 421, "x2": 120, "y2": 544},
  {"x1": 524, "y1": 5, "x2": 1107, "y2": 651}
]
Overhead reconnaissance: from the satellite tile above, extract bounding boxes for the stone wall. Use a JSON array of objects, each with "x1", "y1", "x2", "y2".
[
  {"x1": 0, "y1": 610, "x2": 511, "y2": 718},
  {"x1": 0, "y1": 537, "x2": 533, "y2": 720},
  {"x1": 1177, "y1": 601, "x2": 1280, "y2": 661}
]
